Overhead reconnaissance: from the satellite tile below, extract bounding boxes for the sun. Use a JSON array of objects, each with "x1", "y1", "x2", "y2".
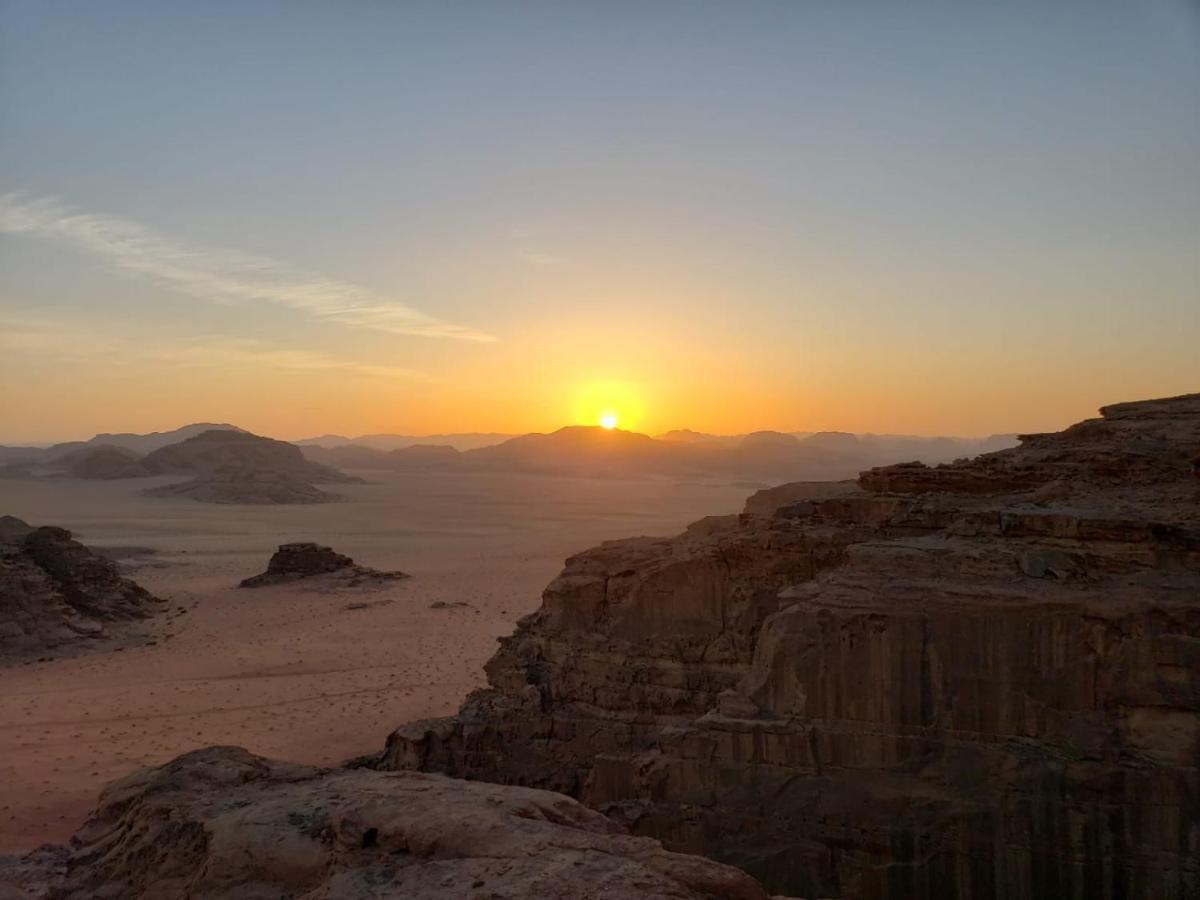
[{"x1": 599, "y1": 411, "x2": 619, "y2": 430}]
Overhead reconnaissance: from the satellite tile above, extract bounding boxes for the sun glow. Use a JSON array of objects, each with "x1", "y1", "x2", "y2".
[{"x1": 572, "y1": 380, "x2": 644, "y2": 432}]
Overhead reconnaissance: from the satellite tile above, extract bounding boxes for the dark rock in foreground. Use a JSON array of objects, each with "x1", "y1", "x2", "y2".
[
  {"x1": 0, "y1": 519, "x2": 164, "y2": 661},
  {"x1": 240, "y1": 542, "x2": 409, "y2": 587},
  {"x1": 0, "y1": 746, "x2": 780, "y2": 900},
  {"x1": 375, "y1": 394, "x2": 1200, "y2": 899}
]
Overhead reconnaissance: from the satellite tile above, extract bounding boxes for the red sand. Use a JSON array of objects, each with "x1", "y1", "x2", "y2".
[{"x1": 0, "y1": 470, "x2": 751, "y2": 852}]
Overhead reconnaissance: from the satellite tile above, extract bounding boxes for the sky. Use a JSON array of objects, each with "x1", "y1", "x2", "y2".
[{"x1": 1, "y1": 1, "x2": 1198, "y2": 443}]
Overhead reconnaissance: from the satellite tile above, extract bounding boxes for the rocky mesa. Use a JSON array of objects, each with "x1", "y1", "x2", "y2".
[{"x1": 374, "y1": 394, "x2": 1200, "y2": 899}]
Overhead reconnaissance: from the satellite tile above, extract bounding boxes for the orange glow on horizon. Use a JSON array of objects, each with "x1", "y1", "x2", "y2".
[{"x1": 571, "y1": 380, "x2": 644, "y2": 432}]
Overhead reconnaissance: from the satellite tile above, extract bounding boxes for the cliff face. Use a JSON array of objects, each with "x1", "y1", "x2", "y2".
[{"x1": 377, "y1": 395, "x2": 1200, "y2": 900}]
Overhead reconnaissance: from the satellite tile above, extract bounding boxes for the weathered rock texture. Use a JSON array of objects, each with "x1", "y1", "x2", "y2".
[
  {"x1": 240, "y1": 542, "x2": 409, "y2": 588},
  {"x1": 0, "y1": 520, "x2": 163, "y2": 660},
  {"x1": 376, "y1": 394, "x2": 1200, "y2": 899},
  {"x1": 0, "y1": 746, "x2": 783, "y2": 900}
]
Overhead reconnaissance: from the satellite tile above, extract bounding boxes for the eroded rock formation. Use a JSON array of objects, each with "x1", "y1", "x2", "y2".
[
  {"x1": 240, "y1": 542, "x2": 409, "y2": 587},
  {"x1": 376, "y1": 394, "x2": 1200, "y2": 899},
  {"x1": 0, "y1": 746, "x2": 782, "y2": 900},
  {"x1": 142, "y1": 429, "x2": 362, "y2": 504},
  {"x1": 0, "y1": 520, "x2": 163, "y2": 660}
]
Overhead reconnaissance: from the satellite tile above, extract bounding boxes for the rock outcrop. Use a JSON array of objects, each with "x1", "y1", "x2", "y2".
[
  {"x1": 141, "y1": 429, "x2": 356, "y2": 482},
  {"x1": 375, "y1": 394, "x2": 1200, "y2": 899},
  {"x1": 141, "y1": 429, "x2": 361, "y2": 504},
  {"x1": 0, "y1": 746, "x2": 783, "y2": 900},
  {"x1": 0, "y1": 520, "x2": 163, "y2": 660},
  {"x1": 240, "y1": 543, "x2": 409, "y2": 588}
]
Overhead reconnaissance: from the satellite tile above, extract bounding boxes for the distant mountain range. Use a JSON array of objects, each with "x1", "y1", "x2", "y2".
[
  {"x1": 294, "y1": 432, "x2": 515, "y2": 451},
  {"x1": 0, "y1": 426, "x2": 359, "y2": 504},
  {"x1": 1, "y1": 422, "x2": 1021, "y2": 490},
  {"x1": 301, "y1": 425, "x2": 1020, "y2": 481},
  {"x1": 0, "y1": 423, "x2": 247, "y2": 464}
]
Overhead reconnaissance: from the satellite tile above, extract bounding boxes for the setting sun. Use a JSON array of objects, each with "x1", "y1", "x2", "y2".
[{"x1": 599, "y1": 411, "x2": 618, "y2": 430}]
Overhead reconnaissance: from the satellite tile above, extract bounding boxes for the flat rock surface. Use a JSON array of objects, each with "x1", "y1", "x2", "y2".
[{"x1": 0, "y1": 746, "x2": 780, "y2": 899}]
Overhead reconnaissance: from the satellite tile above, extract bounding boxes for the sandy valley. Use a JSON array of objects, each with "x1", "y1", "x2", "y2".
[{"x1": 0, "y1": 470, "x2": 751, "y2": 853}]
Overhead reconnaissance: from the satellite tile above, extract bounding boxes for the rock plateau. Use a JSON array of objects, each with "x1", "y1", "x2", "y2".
[
  {"x1": 0, "y1": 746, "x2": 784, "y2": 900},
  {"x1": 374, "y1": 394, "x2": 1200, "y2": 899}
]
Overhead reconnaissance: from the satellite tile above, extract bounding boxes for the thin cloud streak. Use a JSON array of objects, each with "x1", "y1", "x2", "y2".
[
  {"x1": 0, "y1": 193, "x2": 497, "y2": 343},
  {"x1": 0, "y1": 314, "x2": 440, "y2": 382}
]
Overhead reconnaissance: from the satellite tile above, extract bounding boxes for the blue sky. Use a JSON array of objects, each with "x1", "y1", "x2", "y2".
[{"x1": 1, "y1": 1, "x2": 1198, "y2": 441}]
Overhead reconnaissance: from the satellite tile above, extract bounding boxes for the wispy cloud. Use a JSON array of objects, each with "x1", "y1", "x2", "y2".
[
  {"x1": 0, "y1": 314, "x2": 439, "y2": 382},
  {"x1": 0, "y1": 193, "x2": 497, "y2": 343}
]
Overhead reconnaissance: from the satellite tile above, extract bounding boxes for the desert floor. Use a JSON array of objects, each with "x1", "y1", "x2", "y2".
[{"x1": 0, "y1": 471, "x2": 754, "y2": 853}]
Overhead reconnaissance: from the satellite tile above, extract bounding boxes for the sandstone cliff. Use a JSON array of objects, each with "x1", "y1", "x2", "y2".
[
  {"x1": 0, "y1": 746, "x2": 784, "y2": 900},
  {"x1": 376, "y1": 394, "x2": 1200, "y2": 899}
]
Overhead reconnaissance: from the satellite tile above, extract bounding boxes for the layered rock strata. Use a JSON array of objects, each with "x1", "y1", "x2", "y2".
[{"x1": 376, "y1": 394, "x2": 1200, "y2": 899}]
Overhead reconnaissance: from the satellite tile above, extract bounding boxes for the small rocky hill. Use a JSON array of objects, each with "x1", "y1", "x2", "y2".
[
  {"x1": 142, "y1": 429, "x2": 362, "y2": 504},
  {"x1": 141, "y1": 429, "x2": 355, "y2": 482},
  {"x1": 239, "y1": 543, "x2": 408, "y2": 587},
  {"x1": 0, "y1": 519, "x2": 164, "y2": 661}
]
